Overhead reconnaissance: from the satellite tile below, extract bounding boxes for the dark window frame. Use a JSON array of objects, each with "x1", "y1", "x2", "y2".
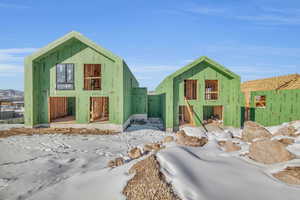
[{"x1": 56, "y1": 63, "x2": 75, "y2": 90}]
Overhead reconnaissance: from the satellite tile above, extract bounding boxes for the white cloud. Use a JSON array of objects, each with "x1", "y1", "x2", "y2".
[
  {"x1": 0, "y1": 64, "x2": 23, "y2": 73},
  {"x1": 185, "y1": 7, "x2": 226, "y2": 15},
  {"x1": 0, "y1": 48, "x2": 37, "y2": 54}
]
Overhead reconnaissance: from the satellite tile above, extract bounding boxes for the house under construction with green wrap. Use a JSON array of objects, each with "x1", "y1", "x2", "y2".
[
  {"x1": 24, "y1": 31, "x2": 300, "y2": 132},
  {"x1": 24, "y1": 31, "x2": 147, "y2": 131},
  {"x1": 154, "y1": 56, "x2": 242, "y2": 131}
]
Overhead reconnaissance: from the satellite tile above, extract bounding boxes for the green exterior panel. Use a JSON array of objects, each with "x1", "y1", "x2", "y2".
[
  {"x1": 155, "y1": 56, "x2": 241, "y2": 130},
  {"x1": 24, "y1": 31, "x2": 141, "y2": 128},
  {"x1": 148, "y1": 94, "x2": 161, "y2": 118},
  {"x1": 131, "y1": 87, "x2": 147, "y2": 115},
  {"x1": 250, "y1": 89, "x2": 300, "y2": 126}
]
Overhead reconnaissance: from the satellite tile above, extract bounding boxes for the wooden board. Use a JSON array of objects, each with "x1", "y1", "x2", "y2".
[
  {"x1": 90, "y1": 97, "x2": 109, "y2": 122},
  {"x1": 49, "y1": 97, "x2": 68, "y2": 122},
  {"x1": 84, "y1": 64, "x2": 101, "y2": 90}
]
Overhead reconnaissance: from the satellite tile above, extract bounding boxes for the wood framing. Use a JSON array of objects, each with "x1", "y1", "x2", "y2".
[
  {"x1": 49, "y1": 97, "x2": 68, "y2": 122},
  {"x1": 184, "y1": 80, "x2": 197, "y2": 100},
  {"x1": 179, "y1": 105, "x2": 194, "y2": 125},
  {"x1": 90, "y1": 97, "x2": 109, "y2": 122},
  {"x1": 205, "y1": 80, "x2": 218, "y2": 100},
  {"x1": 84, "y1": 64, "x2": 101, "y2": 90}
]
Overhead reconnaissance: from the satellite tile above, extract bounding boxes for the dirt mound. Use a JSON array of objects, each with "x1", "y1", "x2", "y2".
[
  {"x1": 273, "y1": 167, "x2": 300, "y2": 185},
  {"x1": 242, "y1": 121, "x2": 272, "y2": 142},
  {"x1": 175, "y1": 130, "x2": 208, "y2": 147},
  {"x1": 0, "y1": 127, "x2": 117, "y2": 138},
  {"x1": 274, "y1": 126, "x2": 298, "y2": 137},
  {"x1": 249, "y1": 139, "x2": 295, "y2": 164},
  {"x1": 219, "y1": 141, "x2": 241, "y2": 152},
  {"x1": 123, "y1": 155, "x2": 180, "y2": 200}
]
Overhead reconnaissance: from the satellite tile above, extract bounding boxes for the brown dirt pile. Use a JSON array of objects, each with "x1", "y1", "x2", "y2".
[
  {"x1": 123, "y1": 155, "x2": 180, "y2": 200},
  {"x1": 273, "y1": 167, "x2": 300, "y2": 185},
  {"x1": 0, "y1": 127, "x2": 117, "y2": 138}
]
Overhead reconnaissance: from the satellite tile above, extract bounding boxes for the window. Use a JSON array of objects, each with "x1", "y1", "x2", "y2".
[
  {"x1": 84, "y1": 64, "x2": 101, "y2": 90},
  {"x1": 184, "y1": 80, "x2": 197, "y2": 100},
  {"x1": 56, "y1": 64, "x2": 74, "y2": 90},
  {"x1": 255, "y1": 95, "x2": 266, "y2": 108},
  {"x1": 205, "y1": 80, "x2": 218, "y2": 100},
  {"x1": 179, "y1": 105, "x2": 193, "y2": 125}
]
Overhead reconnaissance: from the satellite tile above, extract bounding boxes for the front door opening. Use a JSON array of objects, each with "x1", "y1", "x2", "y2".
[
  {"x1": 90, "y1": 97, "x2": 109, "y2": 122},
  {"x1": 203, "y1": 105, "x2": 223, "y2": 124},
  {"x1": 179, "y1": 105, "x2": 194, "y2": 125},
  {"x1": 49, "y1": 97, "x2": 76, "y2": 123}
]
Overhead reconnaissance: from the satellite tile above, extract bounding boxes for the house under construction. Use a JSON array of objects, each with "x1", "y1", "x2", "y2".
[{"x1": 241, "y1": 74, "x2": 300, "y2": 126}]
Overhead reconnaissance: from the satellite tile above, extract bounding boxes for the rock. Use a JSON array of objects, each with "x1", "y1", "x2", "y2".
[
  {"x1": 143, "y1": 143, "x2": 164, "y2": 152},
  {"x1": 277, "y1": 138, "x2": 295, "y2": 146},
  {"x1": 242, "y1": 121, "x2": 272, "y2": 142},
  {"x1": 175, "y1": 130, "x2": 208, "y2": 147},
  {"x1": 273, "y1": 167, "x2": 300, "y2": 185},
  {"x1": 128, "y1": 147, "x2": 142, "y2": 159},
  {"x1": 223, "y1": 141, "x2": 241, "y2": 152},
  {"x1": 274, "y1": 126, "x2": 298, "y2": 137},
  {"x1": 107, "y1": 157, "x2": 125, "y2": 168},
  {"x1": 249, "y1": 139, "x2": 295, "y2": 164},
  {"x1": 163, "y1": 136, "x2": 174, "y2": 143}
]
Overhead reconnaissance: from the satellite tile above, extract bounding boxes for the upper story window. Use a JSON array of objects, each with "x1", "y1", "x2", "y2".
[
  {"x1": 205, "y1": 80, "x2": 218, "y2": 100},
  {"x1": 84, "y1": 64, "x2": 101, "y2": 90},
  {"x1": 184, "y1": 80, "x2": 197, "y2": 100},
  {"x1": 255, "y1": 95, "x2": 266, "y2": 108},
  {"x1": 56, "y1": 64, "x2": 74, "y2": 90}
]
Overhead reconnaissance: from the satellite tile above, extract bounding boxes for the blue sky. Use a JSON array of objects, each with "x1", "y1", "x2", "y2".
[{"x1": 0, "y1": 0, "x2": 300, "y2": 91}]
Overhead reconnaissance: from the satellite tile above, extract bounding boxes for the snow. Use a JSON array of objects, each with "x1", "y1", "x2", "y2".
[
  {"x1": 1, "y1": 121, "x2": 300, "y2": 200},
  {"x1": 157, "y1": 141, "x2": 300, "y2": 200},
  {"x1": 0, "y1": 123, "x2": 171, "y2": 200}
]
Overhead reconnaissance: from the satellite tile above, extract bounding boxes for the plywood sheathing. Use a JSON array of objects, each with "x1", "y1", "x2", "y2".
[{"x1": 241, "y1": 74, "x2": 300, "y2": 107}]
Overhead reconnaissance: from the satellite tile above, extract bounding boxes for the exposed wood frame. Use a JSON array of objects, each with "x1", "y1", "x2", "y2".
[
  {"x1": 90, "y1": 97, "x2": 109, "y2": 122},
  {"x1": 255, "y1": 95, "x2": 266, "y2": 108},
  {"x1": 84, "y1": 64, "x2": 101, "y2": 90},
  {"x1": 184, "y1": 80, "x2": 197, "y2": 100},
  {"x1": 205, "y1": 80, "x2": 219, "y2": 100}
]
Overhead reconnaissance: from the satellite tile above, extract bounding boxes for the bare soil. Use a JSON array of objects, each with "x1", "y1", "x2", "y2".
[
  {"x1": 0, "y1": 127, "x2": 118, "y2": 138},
  {"x1": 123, "y1": 155, "x2": 181, "y2": 200},
  {"x1": 273, "y1": 167, "x2": 300, "y2": 185}
]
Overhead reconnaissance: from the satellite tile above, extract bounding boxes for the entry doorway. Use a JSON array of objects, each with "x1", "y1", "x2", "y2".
[
  {"x1": 49, "y1": 97, "x2": 76, "y2": 123},
  {"x1": 203, "y1": 105, "x2": 223, "y2": 123},
  {"x1": 90, "y1": 97, "x2": 109, "y2": 122}
]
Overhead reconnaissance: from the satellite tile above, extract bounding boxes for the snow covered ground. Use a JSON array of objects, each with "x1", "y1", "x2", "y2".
[
  {"x1": 0, "y1": 122, "x2": 170, "y2": 200},
  {"x1": 1, "y1": 120, "x2": 300, "y2": 200}
]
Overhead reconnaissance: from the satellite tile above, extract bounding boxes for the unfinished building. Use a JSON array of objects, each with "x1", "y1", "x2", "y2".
[
  {"x1": 154, "y1": 56, "x2": 242, "y2": 131},
  {"x1": 241, "y1": 74, "x2": 300, "y2": 126},
  {"x1": 24, "y1": 31, "x2": 147, "y2": 131}
]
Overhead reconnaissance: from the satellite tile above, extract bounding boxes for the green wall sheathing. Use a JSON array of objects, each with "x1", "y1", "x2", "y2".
[
  {"x1": 156, "y1": 58, "x2": 241, "y2": 130},
  {"x1": 148, "y1": 94, "x2": 161, "y2": 118},
  {"x1": 25, "y1": 36, "x2": 130, "y2": 126},
  {"x1": 250, "y1": 89, "x2": 300, "y2": 126},
  {"x1": 67, "y1": 97, "x2": 76, "y2": 116},
  {"x1": 131, "y1": 87, "x2": 147, "y2": 115},
  {"x1": 122, "y1": 61, "x2": 139, "y2": 123}
]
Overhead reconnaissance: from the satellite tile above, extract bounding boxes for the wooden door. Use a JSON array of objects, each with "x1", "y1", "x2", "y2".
[{"x1": 90, "y1": 97, "x2": 109, "y2": 122}]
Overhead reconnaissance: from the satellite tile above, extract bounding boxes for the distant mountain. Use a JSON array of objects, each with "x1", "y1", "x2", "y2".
[{"x1": 0, "y1": 89, "x2": 24, "y2": 101}]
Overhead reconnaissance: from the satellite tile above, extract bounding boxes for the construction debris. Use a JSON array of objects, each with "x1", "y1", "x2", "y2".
[
  {"x1": 175, "y1": 130, "x2": 208, "y2": 147},
  {"x1": 0, "y1": 127, "x2": 118, "y2": 138},
  {"x1": 123, "y1": 155, "x2": 180, "y2": 200}
]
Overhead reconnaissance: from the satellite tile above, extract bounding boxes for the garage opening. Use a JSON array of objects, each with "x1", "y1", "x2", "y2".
[
  {"x1": 90, "y1": 97, "x2": 109, "y2": 122},
  {"x1": 203, "y1": 105, "x2": 223, "y2": 124},
  {"x1": 49, "y1": 97, "x2": 76, "y2": 123}
]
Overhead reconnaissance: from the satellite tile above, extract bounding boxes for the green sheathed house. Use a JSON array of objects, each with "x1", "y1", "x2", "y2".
[
  {"x1": 241, "y1": 74, "x2": 300, "y2": 126},
  {"x1": 155, "y1": 56, "x2": 242, "y2": 131},
  {"x1": 24, "y1": 31, "x2": 147, "y2": 131}
]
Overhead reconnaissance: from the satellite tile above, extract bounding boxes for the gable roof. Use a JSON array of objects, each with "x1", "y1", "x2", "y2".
[
  {"x1": 241, "y1": 73, "x2": 300, "y2": 107},
  {"x1": 26, "y1": 31, "x2": 121, "y2": 62},
  {"x1": 156, "y1": 56, "x2": 239, "y2": 89}
]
